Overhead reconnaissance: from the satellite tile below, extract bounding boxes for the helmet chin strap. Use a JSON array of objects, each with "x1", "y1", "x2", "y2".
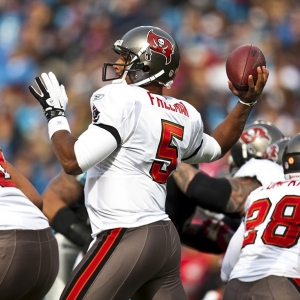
[
  {"x1": 130, "y1": 70, "x2": 165, "y2": 87},
  {"x1": 111, "y1": 43, "x2": 171, "y2": 87},
  {"x1": 111, "y1": 71, "x2": 129, "y2": 85},
  {"x1": 161, "y1": 80, "x2": 174, "y2": 89}
]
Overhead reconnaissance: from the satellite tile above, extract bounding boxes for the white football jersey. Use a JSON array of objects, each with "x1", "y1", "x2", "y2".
[
  {"x1": 0, "y1": 150, "x2": 49, "y2": 230},
  {"x1": 84, "y1": 83, "x2": 221, "y2": 237},
  {"x1": 229, "y1": 179, "x2": 300, "y2": 281},
  {"x1": 234, "y1": 158, "x2": 285, "y2": 186}
]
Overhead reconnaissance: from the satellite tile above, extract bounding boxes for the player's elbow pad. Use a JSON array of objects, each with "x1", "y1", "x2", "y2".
[{"x1": 186, "y1": 172, "x2": 232, "y2": 213}]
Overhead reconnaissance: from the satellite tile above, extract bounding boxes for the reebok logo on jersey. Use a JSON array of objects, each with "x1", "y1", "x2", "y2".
[{"x1": 94, "y1": 94, "x2": 104, "y2": 101}]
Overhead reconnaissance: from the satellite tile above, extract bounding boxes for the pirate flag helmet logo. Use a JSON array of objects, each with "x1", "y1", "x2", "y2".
[{"x1": 145, "y1": 29, "x2": 174, "y2": 65}]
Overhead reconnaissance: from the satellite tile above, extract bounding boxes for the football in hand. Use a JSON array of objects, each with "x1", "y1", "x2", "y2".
[{"x1": 226, "y1": 44, "x2": 266, "y2": 91}]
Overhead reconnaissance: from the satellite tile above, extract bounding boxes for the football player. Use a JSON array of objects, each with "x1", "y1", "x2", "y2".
[
  {"x1": 221, "y1": 133, "x2": 300, "y2": 300},
  {"x1": 43, "y1": 121, "x2": 285, "y2": 298},
  {"x1": 29, "y1": 25, "x2": 268, "y2": 299},
  {"x1": 0, "y1": 148, "x2": 59, "y2": 299}
]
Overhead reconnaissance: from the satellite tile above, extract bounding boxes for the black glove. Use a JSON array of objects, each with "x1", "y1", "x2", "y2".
[
  {"x1": 201, "y1": 218, "x2": 235, "y2": 252},
  {"x1": 28, "y1": 72, "x2": 68, "y2": 121},
  {"x1": 52, "y1": 207, "x2": 92, "y2": 248}
]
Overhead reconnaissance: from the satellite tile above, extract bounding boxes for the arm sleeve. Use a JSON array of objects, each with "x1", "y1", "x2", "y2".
[
  {"x1": 74, "y1": 124, "x2": 118, "y2": 173},
  {"x1": 186, "y1": 171, "x2": 232, "y2": 213},
  {"x1": 220, "y1": 219, "x2": 245, "y2": 282}
]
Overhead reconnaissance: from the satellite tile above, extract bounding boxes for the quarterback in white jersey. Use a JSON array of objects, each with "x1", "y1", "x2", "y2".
[
  {"x1": 29, "y1": 26, "x2": 268, "y2": 300},
  {"x1": 84, "y1": 83, "x2": 221, "y2": 235},
  {"x1": 221, "y1": 133, "x2": 300, "y2": 300}
]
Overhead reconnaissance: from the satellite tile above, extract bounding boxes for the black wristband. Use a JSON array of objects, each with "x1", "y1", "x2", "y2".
[
  {"x1": 186, "y1": 172, "x2": 232, "y2": 213},
  {"x1": 52, "y1": 207, "x2": 92, "y2": 247},
  {"x1": 45, "y1": 108, "x2": 65, "y2": 121}
]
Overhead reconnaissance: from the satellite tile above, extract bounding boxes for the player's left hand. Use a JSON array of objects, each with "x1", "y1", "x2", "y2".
[{"x1": 29, "y1": 72, "x2": 68, "y2": 121}]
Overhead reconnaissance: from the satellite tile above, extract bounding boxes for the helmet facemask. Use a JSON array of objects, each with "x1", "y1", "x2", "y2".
[{"x1": 102, "y1": 43, "x2": 145, "y2": 84}]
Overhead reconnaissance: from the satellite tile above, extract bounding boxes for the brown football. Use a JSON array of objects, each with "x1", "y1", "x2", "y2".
[{"x1": 226, "y1": 44, "x2": 266, "y2": 91}]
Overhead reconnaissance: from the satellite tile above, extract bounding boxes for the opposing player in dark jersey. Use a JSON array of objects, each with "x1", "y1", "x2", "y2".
[
  {"x1": 0, "y1": 148, "x2": 59, "y2": 300},
  {"x1": 29, "y1": 26, "x2": 268, "y2": 300}
]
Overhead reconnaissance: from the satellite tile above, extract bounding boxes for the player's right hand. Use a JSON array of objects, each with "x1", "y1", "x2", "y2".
[
  {"x1": 229, "y1": 66, "x2": 269, "y2": 105},
  {"x1": 29, "y1": 72, "x2": 68, "y2": 122}
]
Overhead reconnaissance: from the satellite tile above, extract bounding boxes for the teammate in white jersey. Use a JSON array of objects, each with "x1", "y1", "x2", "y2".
[
  {"x1": 29, "y1": 26, "x2": 268, "y2": 300},
  {"x1": 0, "y1": 148, "x2": 59, "y2": 299},
  {"x1": 221, "y1": 133, "x2": 300, "y2": 300}
]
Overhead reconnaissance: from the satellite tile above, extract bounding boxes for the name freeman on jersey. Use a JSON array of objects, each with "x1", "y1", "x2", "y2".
[{"x1": 147, "y1": 91, "x2": 189, "y2": 117}]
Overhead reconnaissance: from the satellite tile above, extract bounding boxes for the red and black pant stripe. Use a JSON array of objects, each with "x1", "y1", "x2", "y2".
[
  {"x1": 61, "y1": 227, "x2": 127, "y2": 300},
  {"x1": 288, "y1": 278, "x2": 300, "y2": 293}
]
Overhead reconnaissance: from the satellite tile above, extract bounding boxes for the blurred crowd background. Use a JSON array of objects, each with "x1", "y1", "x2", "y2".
[{"x1": 1, "y1": 0, "x2": 300, "y2": 299}]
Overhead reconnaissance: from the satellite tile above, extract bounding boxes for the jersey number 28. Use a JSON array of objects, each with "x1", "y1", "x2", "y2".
[{"x1": 243, "y1": 196, "x2": 300, "y2": 248}]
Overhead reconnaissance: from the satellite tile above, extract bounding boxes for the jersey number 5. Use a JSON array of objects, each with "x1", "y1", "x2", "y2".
[
  {"x1": 243, "y1": 196, "x2": 300, "y2": 248},
  {"x1": 150, "y1": 120, "x2": 184, "y2": 184}
]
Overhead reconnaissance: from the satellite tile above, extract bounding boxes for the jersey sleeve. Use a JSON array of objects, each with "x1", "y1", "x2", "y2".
[
  {"x1": 90, "y1": 84, "x2": 136, "y2": 144},
  {"x1": 183, "y1": 132, "x2": 222, "y2": 164}
]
